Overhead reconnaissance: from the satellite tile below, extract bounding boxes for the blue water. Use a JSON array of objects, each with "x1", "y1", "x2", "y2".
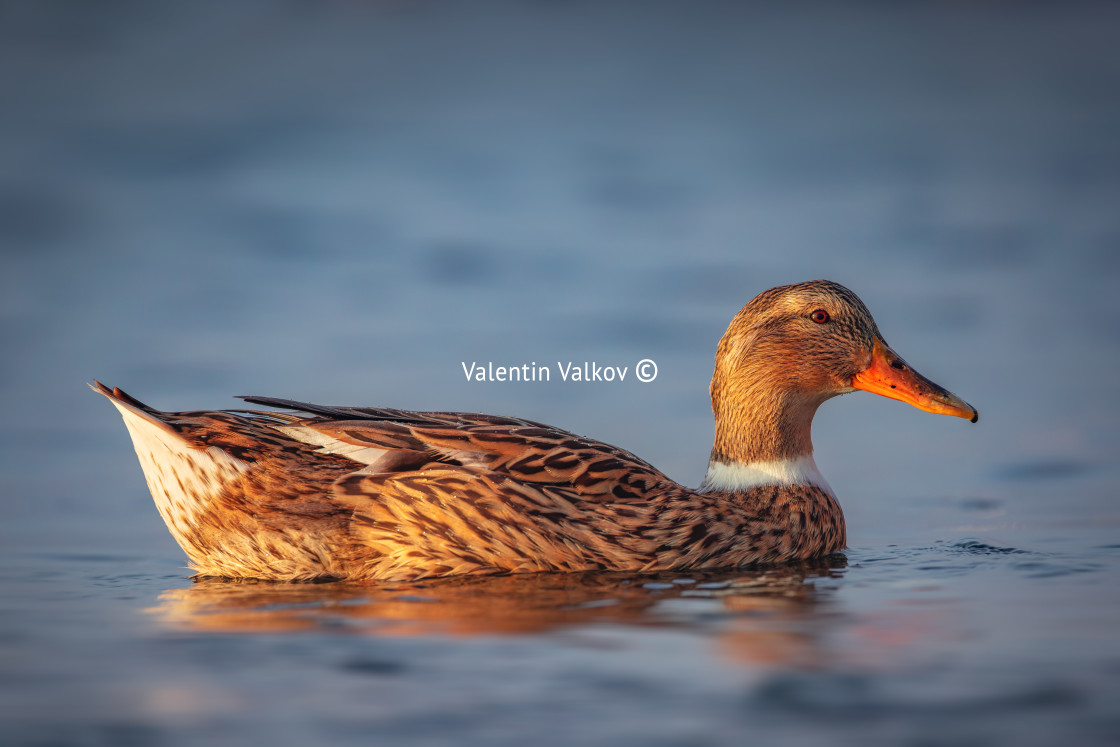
[{"x1": 3, "y1": 2, "x2": 1120, "y2": 745}]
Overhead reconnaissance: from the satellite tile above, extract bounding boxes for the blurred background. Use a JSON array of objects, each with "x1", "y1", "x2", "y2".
[{"x1": 2, "y1": 2, "x2": 1119, "y2": 745}]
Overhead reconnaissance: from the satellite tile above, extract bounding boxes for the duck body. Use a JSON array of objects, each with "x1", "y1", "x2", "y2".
[{"x1": 95, "y1": 280, "x2": 975, "y2": 582}]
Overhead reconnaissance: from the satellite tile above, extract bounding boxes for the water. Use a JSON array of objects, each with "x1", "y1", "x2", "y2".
[{"x1": 3, "y1": 2, "x2": 1120, "y2": 745}]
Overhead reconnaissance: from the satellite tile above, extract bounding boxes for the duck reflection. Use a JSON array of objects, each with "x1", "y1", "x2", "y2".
[{"x1": 147, "y1": 556, "x2": 845, "y2": 654}]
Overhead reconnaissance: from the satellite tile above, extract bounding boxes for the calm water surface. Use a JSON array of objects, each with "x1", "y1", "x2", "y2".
[{"x1": 2, "y1": 3, "x2": 1120, "y2": 745}]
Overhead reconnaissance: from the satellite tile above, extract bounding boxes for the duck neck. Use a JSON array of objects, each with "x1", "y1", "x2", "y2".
[{"x1": 701, "y1": 383, "x2": 831, "y2": 494}]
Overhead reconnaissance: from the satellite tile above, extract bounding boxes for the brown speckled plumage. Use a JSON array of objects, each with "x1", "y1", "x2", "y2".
[{"x1": 94, "y1": 280, "x2": 976, "y2": 582}]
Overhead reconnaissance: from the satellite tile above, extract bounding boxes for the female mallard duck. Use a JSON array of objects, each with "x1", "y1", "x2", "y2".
[{"x1": 94, "y1": 280, "x2": 976, "y2": 582}]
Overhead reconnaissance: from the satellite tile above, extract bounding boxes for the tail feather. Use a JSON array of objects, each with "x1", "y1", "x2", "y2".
[
  {"x1": 89, "y1": 380, "x2": 179, "y2": 437},
  {"x1": 92, "y1": 381, "x2": 249, "y2": 549},
  {"x1": 90, "y1": 380, "x2": 160, "y2": 413}
]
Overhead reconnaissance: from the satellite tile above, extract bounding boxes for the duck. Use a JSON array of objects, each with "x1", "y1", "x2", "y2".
[{"x1": 93, "y1": 280, "x2": 977, "y2": 583}]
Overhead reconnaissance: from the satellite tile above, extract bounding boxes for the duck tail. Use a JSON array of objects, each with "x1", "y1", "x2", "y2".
[
  {"x1": 89, "y1": 380, "x2": 161, "y2": 414},
  {"x1": 90, "y1": 379, "x2": 177, "y2": 428}
]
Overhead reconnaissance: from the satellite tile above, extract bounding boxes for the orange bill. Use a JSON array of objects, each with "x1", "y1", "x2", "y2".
[{"x1": 851, "y1": 339, "x2": 978, "y2": 423}]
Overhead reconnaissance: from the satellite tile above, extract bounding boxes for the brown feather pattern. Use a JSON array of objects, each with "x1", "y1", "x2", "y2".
[{"x1": 95, "y1": 388, "x2": 844, "y2": 582}]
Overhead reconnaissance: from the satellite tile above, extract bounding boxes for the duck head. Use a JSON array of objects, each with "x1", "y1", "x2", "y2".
[{"x1": 703, "y1": 280, "x2": 976, "y2": 491}]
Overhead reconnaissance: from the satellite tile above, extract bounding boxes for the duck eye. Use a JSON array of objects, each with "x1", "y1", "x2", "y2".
[{"x1": 810, "y1": 309, "x2": 830, "y2": 324}]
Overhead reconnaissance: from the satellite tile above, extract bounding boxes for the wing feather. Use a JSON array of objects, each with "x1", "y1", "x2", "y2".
[{"x1": 237, "y1": 396, "x2": 668, "y2": 497}]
